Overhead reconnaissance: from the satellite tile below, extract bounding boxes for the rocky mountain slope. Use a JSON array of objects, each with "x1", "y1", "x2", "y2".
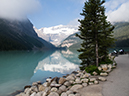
[
  {"x1": 0, "y1": 18, "x2": 55, "y2": 51},
  {"x1": 60, "y1": 22, "x2": 129, "y2": 49},
  {"x1": 34, "y1": 25, "x2": 78, "y2": 46}
]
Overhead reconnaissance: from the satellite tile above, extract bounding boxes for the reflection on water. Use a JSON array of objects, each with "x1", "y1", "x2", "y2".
[{"x1": 0, "y1": 50, "x2": 80, "y2": 96}]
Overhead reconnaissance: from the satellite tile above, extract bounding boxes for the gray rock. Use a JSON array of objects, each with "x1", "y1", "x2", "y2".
[
  {"x1": 93, "y1": 71, "x2": 98, "y2": 76},
  {"x1": 59, "y1": 85, "x2": 67, "y2": 92},
  {"x1": 24, "y1": 88, "x2": 30, "y2": 94},
  {"x1": 82, "y1": 73, "x2": 90, "y2": 78},
  {"x1": 46, "y1": 78, "x2": 52, "y2": 83},
  {"x1": 42, "y1": 92, "x2": 47, "y2": 96},
  {"x1": 100, "y1": 72, "x2": 108, "y2": 76},
  {"x1": 75, "y1": 93, "x2": 81, "y2": 96},
  {"x1": 101, "y1": 64, "x2": 108, "y2": 71},
  {"x1": 50, "y1": 83, "x2": 61, "y2": 87},
  {"x1": 64, "y1": 81, "x2": 71, "y2": 87},
  {"x1": 94, "y1": 80, "x2": 99, "y2": 84},
  {"x1": 31, "y1": 86, "x2": 38, "y2": 92},
  {"x1": 70, "y1": 84, "x2": 83, "y2": 91},
  {"x1": 48, "y1": 92, "x2": 59, "y2": 96},
  {"x1": 82, "y1": 83, "x2": 88, "y2": 87},
  {"x1": 35, "y1": 92, "x2": 42, "y2": 96},
  {"x1": 59, "y1": 78, "x2": 66, "y2": 84},
  {"x1": 43, "y1": 82, "x2": 50, "y2": 87},
  {"x1": 44, "y1": 87, "x2": 51, "y2": 93},
  {"x1": 68, "y1": 94, "x2": 75, "y2": 96},
  {"x1": 98, "y1": 77, "x2": 107, "y2": 81},
  {"x1": 81, "y1": 79, "x2": 89, "y2": 83},
  {"x1": 75, "y1": 78, "x2": 82, "y2": 84},
  {"x1": 108, "y1": 64, "x2": 112, "y2": 69},
  {"x1": 98, "y1": 67, "x2": 102, "y2": 71},
  {"x1": 32, "y1": 82, "x2": 38, "y2": 86},
  {"x1": 89, "y1": 82, "x2": 94, "y2": 85},
  {"x1": 38, "y1": 85, "x2": 45, "y2": 92},
  {"x1": 66, "y1": 75, "x2": 75, "y2": 81},
  {"x1": 90, "y1": 78, "x2": 96, "y2": 82},
  {"x1": 56, "y1": 89, "x2": 62, "y2": 95},
  {"x1": 66, "y1": 90, "x2": 73, "y2": 95},
  {"x1": 51, "y1": 87, "x2": 58, "y2": 92},
  {"x1": 61, "y1": 92, "x2": 67, "y2": 96}
]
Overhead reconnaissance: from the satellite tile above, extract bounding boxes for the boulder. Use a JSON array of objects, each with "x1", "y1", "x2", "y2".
[
  {"x1": 59, "y1": 78, "x2": 66, "y2": 84},
  {"x1": 94, "y1": 80, "x2": 99, "y2": 84},
  {"x1": 59, "y1": 85, "x2": 67, "y2": 92},
  {"x1": 98, "y1": 77, "x2": 107, "y2": 81},
  {"x1": 101, "y1": 64, "x2": 108, "y2": 71},
  {"x1": 66, "y1": 75, "x2": 75, "y2": 81},
  {"x1": 66, "y1": 90, "x2": 73, "y2": 95},
  {"x1": 43, "y1": 82, "x2": 50, "y2": 87},
  {"x1": 75, "y1": 93, "x2": 81, "y2": 96},
  {"x1": 108, "y1": 64, "x2": 112, "y2": 69},
  {"x1": 93, "y1": 71, "x2": 98, "y2": 76},
  {"x1": 68, "y1": 94, "x2": 75, "y2": 96},
  {"x1": 64, "y1": 81, "x2": 71, "y2": 87},
  {"x1": 31, "y1": 86, "x2": 38, "y2": 92},
  {"x1": 38, "y1": 85, "x2": 45, "y2": 92},
  {"x1": 90, "y1": 78, "x2": 96, "y2": 82},
  {"x1": 70, "y1": 84, "x2": 83, "y2": 91},
  {"x1": 46, "y1": 78, "x2": 52, "y2": 83},
  {"x1": 81, "y1": 79, "x2": 89, "y2": 83},
  {"x1": 50, "y1": 84, "x2": 61, "y2": 87},
  {"x1": 100, "y1": 73, "x2": 108, "y2": 76},
  {"x1": 89, "y1": 82, "x2": 94, "y2": 85},
  {"x1": 82, "y1": 73, "x2": 90, "y2": 78},
  {"x1": 75, "y1": 78, "x2": 82, "y2": 84},
  {"x1": 98, "y1": 67, "x2": 102, "y2": 71},
  {"x1": 51, "y1": 87, "x2": 58, "y2": 92},
  {"x1": 32, "y1": 82, "x2": 38, "y2": 86},
  {"x1": 61, "y1": 92, "x2": 67, "y2": 96},
  {"x1": 48, "y1": 92, "x2": 59, "y2": 96},
  {"x1": 82, "y1": 83, "x2": 88, "y2": 87}
]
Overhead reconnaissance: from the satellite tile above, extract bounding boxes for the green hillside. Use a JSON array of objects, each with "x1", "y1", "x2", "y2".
[
  {"x1": 113, "y1": 22, "x2": 129, "y2": 47},
  {"x1": 60, "y1": 22, "x2": 129, "y2": 49}
]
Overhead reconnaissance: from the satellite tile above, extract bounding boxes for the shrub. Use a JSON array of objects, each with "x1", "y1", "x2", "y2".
[{"x1": 85, "y1": 65, "x2": 100, "y2": 75}]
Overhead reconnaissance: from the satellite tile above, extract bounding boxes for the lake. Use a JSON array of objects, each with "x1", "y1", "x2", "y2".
[{"x1": 0, "y1": 49, "x2": 81, "y2": 96}]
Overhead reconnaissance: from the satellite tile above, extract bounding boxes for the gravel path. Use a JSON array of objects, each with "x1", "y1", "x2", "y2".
[{"x1": 102, "y1": 54, "x2": 129, "y2": 96}]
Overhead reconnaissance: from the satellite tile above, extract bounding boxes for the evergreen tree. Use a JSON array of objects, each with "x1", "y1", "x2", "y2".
[{"x1": 76, "y1": 0, "x2": 115, "y2": 69}]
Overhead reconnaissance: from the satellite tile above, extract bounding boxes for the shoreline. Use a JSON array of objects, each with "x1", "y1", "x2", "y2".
[{"x1": 15, "y1": 55, "x2": 117, "y2": 96}]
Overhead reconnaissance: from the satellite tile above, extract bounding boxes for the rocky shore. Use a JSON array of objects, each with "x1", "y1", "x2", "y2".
[{"x1": 16, "y1": 56, "x2": 116, "y2": 96}]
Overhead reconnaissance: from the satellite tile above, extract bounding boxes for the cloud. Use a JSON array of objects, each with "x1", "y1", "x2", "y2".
[
  {"x1": 106, "y1": 1, "x2": 129, "y2": 22},
  {"x1": 0, "y1": 0, "x2": 41, "y2": 20},
  {"x1": 105, "y1": 0, "x2": 129, "y2": 22}
]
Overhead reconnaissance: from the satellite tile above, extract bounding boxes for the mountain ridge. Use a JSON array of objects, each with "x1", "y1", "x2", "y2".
[{"x1": 0, "y1": 18, "x2": 55, "y2": 51}]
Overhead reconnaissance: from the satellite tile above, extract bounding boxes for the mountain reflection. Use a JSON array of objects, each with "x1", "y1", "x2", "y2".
[{"x1": 34, "y1": 51, "x2": 80, "y2": 74}]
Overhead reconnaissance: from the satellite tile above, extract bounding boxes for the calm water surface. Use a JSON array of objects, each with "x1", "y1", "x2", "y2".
[{"x1": 0, "y1": 50, "x2": 80, "y2": 96}]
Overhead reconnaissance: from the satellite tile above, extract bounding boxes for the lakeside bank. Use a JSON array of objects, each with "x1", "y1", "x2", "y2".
[{"x1": 15, "y1": 54, "x2": 117, "y2": 96}]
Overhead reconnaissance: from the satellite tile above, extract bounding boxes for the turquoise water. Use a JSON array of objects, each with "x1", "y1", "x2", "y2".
[{"x1": 0, "y1": 50, "x2": 80, "y2": 96}]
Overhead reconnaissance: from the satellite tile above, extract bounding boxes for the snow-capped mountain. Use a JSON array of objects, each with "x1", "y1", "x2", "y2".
[{"x1": 34, "y1": 25, "x2": 78, "y2": 46}]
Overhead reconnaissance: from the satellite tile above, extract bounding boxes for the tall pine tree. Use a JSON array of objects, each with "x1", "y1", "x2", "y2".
[{"x1": 76, "y1": 0, "x2": 115, "y2": 69}]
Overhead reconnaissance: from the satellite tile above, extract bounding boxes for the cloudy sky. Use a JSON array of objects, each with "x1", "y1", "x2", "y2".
[{"x1": 0, "y1": 0, "x2": 129, "y2": 29}]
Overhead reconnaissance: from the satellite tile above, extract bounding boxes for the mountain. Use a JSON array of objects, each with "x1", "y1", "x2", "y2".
[
  {"x1": 113, "y1": 22, "x2": 129, "y2": 47},
  {"x1": 60, "y1": 22, "x2": 129, "y2": 49},
  {"x1": 0, "y1": 18, "x2": 55, "y2": 51},
  {"x1": 59, "y1": 32, "x2": 82, "y2": 49},
  {"x1": 34, "y1": 25, "x2": 78, "y2": 46}
]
